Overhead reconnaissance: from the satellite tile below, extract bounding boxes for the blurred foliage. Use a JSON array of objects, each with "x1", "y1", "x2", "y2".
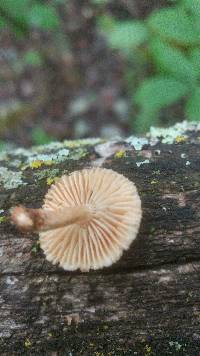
[
  {"x1": 31, "y1": 127, "x2": 55, "y2": 145},
  {"x1": 91, "y1": 0, "x2": 110, "y2": 5},
  {"x1": 0, "y1": 140, "x2": 6, "y2": 152},
  {"x1": 0, "y1": 1, "x2": 62, "y2": 75},
  {"x1": 0, "y1": 0, "x2": 199, "y2": 138},
  {"x1": 23, "y1": 50, "x2": 43, "y2": 67},
  {"x1": 99, "y1": 0, "x2": 200, "y2": 132},
  {"x1": 0, "y1": 0, "x2": 60, "y2": 35},
  {"x1": 0, "y1": 0, "x2": 69, "y2": 145}
]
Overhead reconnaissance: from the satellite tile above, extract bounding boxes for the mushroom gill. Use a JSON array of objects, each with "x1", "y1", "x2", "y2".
[{"x1": 11, "y1": 168, "x2": 142, "y2": 271}]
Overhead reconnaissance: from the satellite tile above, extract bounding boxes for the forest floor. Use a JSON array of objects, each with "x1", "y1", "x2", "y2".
[{"x1": 0, "y1": 0, "x2": 166, "y2": 147}]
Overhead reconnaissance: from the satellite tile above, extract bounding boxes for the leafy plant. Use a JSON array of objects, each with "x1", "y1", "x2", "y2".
[
  {"x1": 105, "y1": 21, "x2": 148, "y2": 54},
  {"x1": 28, "y1": 4, "x2": 60, "y2": 30},
  {"x1": 0, "y1": 0, "x2": 60, "y2": 36},
  {"x1": 99, "y1": 0, "x2": 200, "y2": 132}
]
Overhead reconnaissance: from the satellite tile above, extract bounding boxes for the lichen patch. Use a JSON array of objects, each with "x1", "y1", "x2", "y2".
[
  {"x1": 33, "y1": 168, "x2": 60, "y2": 181},
  {"x1": 0, "y1": 167, "x2": 27, "y2": 189},
  {"x1": 147, "y1": 121, "x2": 200, "y2": 145},
  {"x1": 136, "y1": 159, "x2": 150, "y2": 167},
  {"x1": 126, "y1": 136, "x2": 149, "y2": 150}
]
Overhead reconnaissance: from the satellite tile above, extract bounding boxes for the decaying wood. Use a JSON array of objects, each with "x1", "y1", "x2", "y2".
[{"x1": 0, "y1": 122, "x2": 200, "y2": 355}]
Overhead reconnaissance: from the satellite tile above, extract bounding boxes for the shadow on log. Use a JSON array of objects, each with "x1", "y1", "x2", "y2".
[{"x1": 0, "y1": 122, "x2": 200, "y2": 355}]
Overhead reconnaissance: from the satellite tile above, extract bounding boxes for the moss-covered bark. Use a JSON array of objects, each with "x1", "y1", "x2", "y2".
[{"x1": 0, "y1": 122, "x2": 200, "y2": 355}]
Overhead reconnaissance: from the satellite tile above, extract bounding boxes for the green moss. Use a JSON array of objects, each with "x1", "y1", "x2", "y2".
[
  {"x1": 31, "y1": 241, "x2": 40, "y2": 254},
  {"x1": 150, "y1": 226, "x2": 156, "y2": 234}
]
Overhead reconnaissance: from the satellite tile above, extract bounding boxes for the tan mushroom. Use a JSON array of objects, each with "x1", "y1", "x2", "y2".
[{"x1": 11, "y1": 168, "x2": 142, "y2": 271}]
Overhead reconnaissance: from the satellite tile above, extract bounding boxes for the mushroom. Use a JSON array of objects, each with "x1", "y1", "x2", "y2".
[{"x1": 11, "y1": 168, "x2": 142, "y2": 271}]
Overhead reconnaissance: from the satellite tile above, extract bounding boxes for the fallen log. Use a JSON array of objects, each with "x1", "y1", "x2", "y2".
[{"x1": 0, "y1": 121, "x2": 200, "y2": 355}]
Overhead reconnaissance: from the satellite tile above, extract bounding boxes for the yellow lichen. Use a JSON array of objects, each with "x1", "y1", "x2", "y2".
[
  {"x1": 0, "y1": 216, "x2": 6, "y2": 223},
  {"x1": 43, "y1": 160, "x2": 54, "y2": 166},
  {"x1": 151, "y1": 179, "x2": 158, "y2": 185},
  {"x1": 115, "y1": 150, "x2": 126, "y2": 158},
  {"x1": 46, "y1": 176, "x2": 60, "y2": 185},
  {"x1": 25, "y1": 160, "x2": 55, "y2": 170},
  {"x1": 175, "y1": 135, "x2": 187, "y2": 143},
  {"x1": 64, "y1": 142, "x2": 77, "y2": 148},
  {"x1": 30, "y1": 160, "x2": 43, "y2": 169},
  {"x1": 145, "y1": 344, "x2": 152, "y2": 355},
  {"x1": 0, "y1": 211, "x2": 8, "y2": 224},
  {"x1": 21, "y1": 164, "x2": 29, "y2": 171},
  {"x1": 47, "y1": 177, "x2": 55, "y2": 186},
  {"x1": 24, "y1": 339, "x2": 32, "y2": 347}
]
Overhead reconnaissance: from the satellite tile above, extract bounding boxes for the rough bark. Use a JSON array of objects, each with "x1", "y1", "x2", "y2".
[{"x1": 0, "y1": 122, "x2": 200, "y2": 355}]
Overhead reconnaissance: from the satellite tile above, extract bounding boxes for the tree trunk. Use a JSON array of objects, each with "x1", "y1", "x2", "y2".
[{"x1": 0, "y1": 122, "x2": 200, "y2": 355}]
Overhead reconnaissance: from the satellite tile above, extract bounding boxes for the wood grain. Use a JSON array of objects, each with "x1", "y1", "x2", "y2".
[{"x1": 0, "y1": 125, "x2": 200, "y2": 354}]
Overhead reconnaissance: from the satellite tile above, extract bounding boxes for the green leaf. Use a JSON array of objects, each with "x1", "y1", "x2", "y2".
[
  {"x1": 149, "y1": 39, "x2": 199, "y2": 84},
  {"x1": 0, "y1": 0, "x2": 30, "y2": 17},
  {"x1": 185, "y1": 87, "x2": 200, "y2": 121},
  {"x1": 189, "y1": 48, "x2": 200, "y2": 74},
  {"x1": 104, "y1": 21, "x2": 148, "y2": 54},
  {"x1": 148, "y1": 8, "x2": 200, "y2": 45},
  {"x1": 134, "y1": 76, "x2": 189, "y2": 133},
  {"x1": 0, "y1": 16, "x2": 6, "y2": 28},
  {"x1": 28, "y1": 4, "x2": 60, "y2": 30},
  {"x1": 23, "y1": 50, "x2": 43, "y2": 67},
  {"x1": 97, "y1": 15, "x2": 116, "y2": 32},
  {"x1": 134, "y1": 109, "x2": 161, "y2": 133},
  {"x1": 135, "y1": 76, "x2": 188, "y2": 111},
  {"x1": 182, "y1": 0, "x2": 200, "y2": 15},
  {"x1": 0, "y1": 0, "x2": 30, "y2": 35}
]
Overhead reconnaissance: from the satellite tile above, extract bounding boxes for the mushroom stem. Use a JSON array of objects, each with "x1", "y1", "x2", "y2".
[{"x1": 11, "y1": 205, "x2": 94, "y2": 233}]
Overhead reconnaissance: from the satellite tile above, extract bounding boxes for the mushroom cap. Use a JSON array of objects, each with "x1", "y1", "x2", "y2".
[{"x1": 40, "y1": 168, "x2": 142, "y2": 271}]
